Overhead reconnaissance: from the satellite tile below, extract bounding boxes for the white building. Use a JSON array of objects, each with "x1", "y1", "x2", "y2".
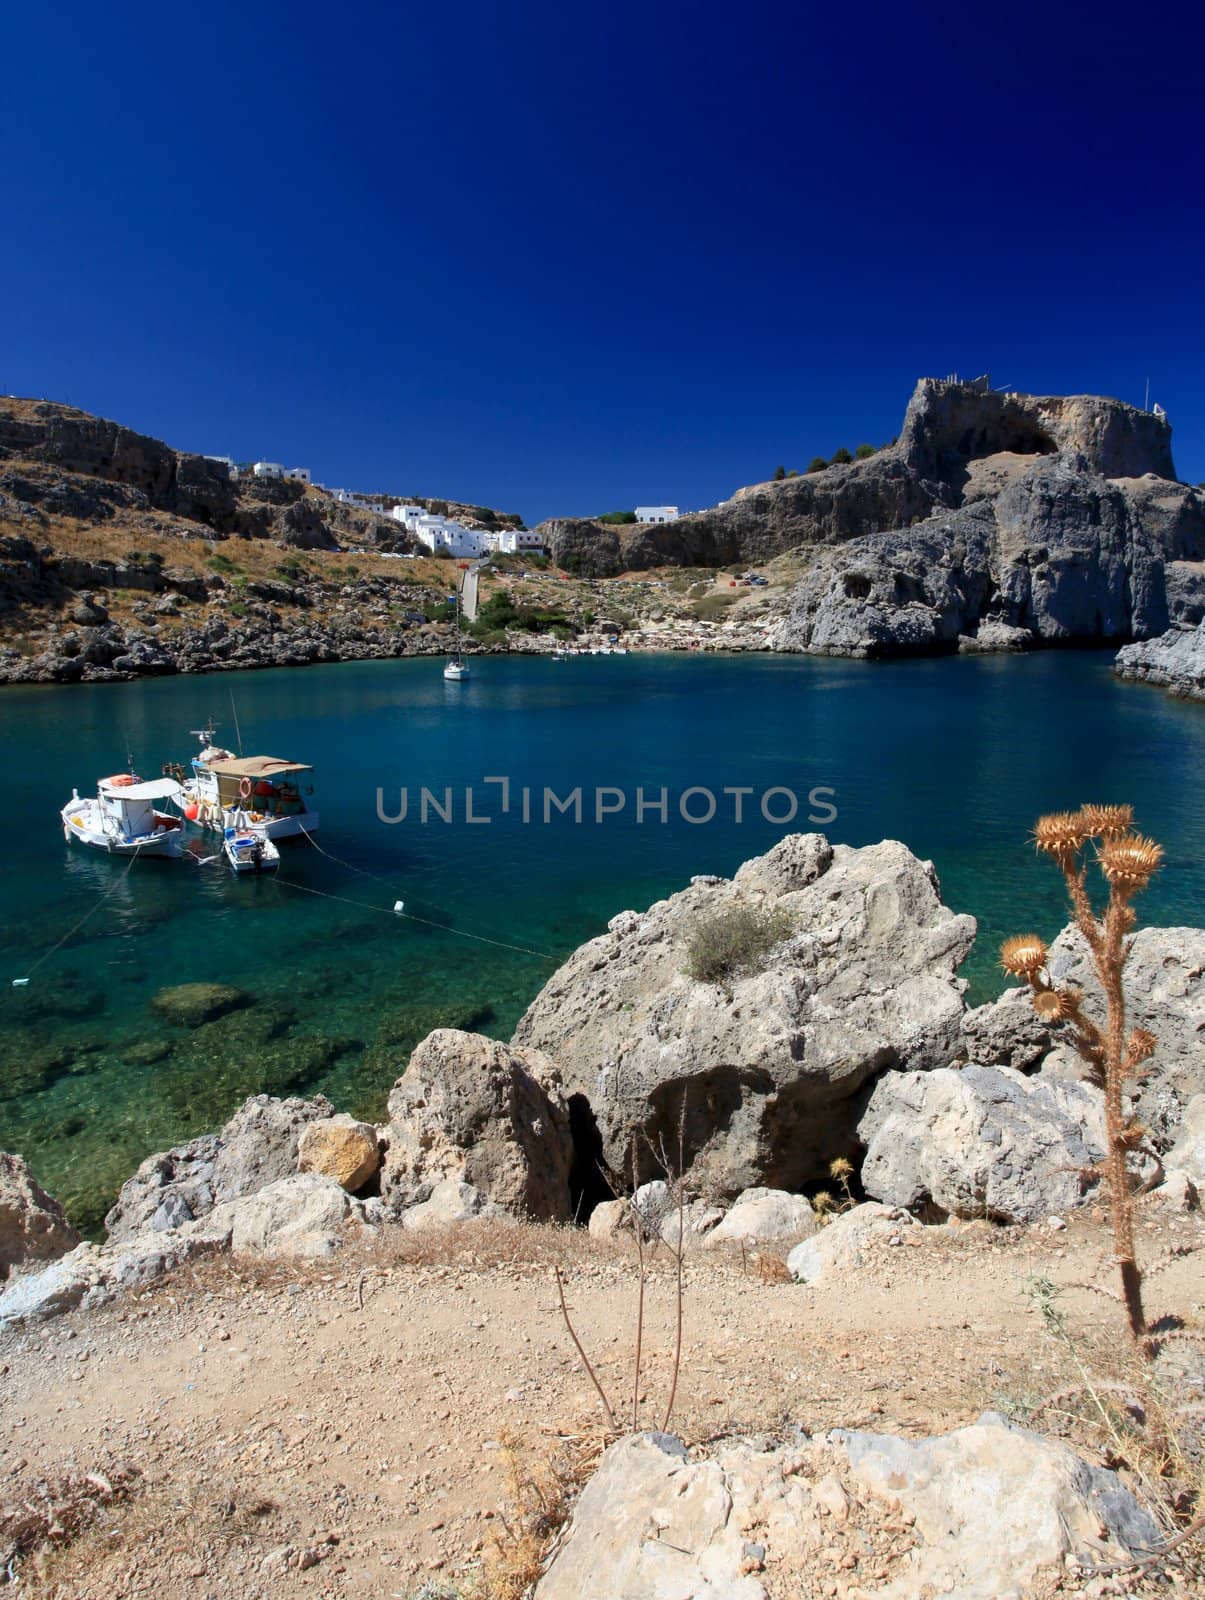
[
  {"x1": 404, "y1": 513, "x2": 488, "y2": 559},
  {"x1": 635, "y1": 505, "x2": 680, "y2": 525},
  {"x1": 483, "y1": 528, "x2": 545, "y2": 555},
  {"x1": 285, "y1": 467, "x2": 311, "y2": 484},
  {"x1": 253, "y1": 461, "x2": 285, "y2": 480}
]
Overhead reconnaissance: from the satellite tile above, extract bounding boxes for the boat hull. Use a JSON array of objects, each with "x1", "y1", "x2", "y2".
[
  {"x1": 223, "y1": 834, "x2": 281, "y2": 873},
  {"x1": 61, "y1": 801, "x2": 184, "y2": 857}
]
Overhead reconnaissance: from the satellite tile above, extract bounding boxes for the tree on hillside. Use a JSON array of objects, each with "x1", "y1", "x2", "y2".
[
  {"x1": 831, "y1": 447, "x2": 853, "y2": 465},
  {"x1": 773, "y1": 465, "x2": 786, "y2": 481},
  {"x1": 855, "y1": 443, "x2": 876, "y2": 459},
  {"x1": 807, "y1": 456, "x2": 828, "y2": 474},
  {"x1": 785, "y1": 468, "x2": 799, "y2": 478}
]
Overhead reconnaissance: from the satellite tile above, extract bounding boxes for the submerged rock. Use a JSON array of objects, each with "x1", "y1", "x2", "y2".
[
  {"x1": 514, "y1": 833, "x2": 975, "y2": 1196},
  {"x1": 149, "y1": 982, "x2": 253, "y2": 1028},
  {"x1": 381, "y1": 1030, "x2": 574, "y2": 1223},
  {"x1": 0, "y1": 1153, "x2": 81, "y2": 1279}
]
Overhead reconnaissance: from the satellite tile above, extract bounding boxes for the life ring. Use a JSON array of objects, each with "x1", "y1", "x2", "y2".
[
  {"x1": 105, "y1": 774, "x2": 137, "y2": 787},
  {"x1": 238, "y1": 777, "x2": 253, "y2": 801}
]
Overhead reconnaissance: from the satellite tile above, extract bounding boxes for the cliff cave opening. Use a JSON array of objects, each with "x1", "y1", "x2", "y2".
[{"x1": 567, "y1": 1093, "x2": 612, "y2": 1223}]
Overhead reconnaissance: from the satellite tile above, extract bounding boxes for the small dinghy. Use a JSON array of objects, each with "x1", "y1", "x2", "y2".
[
  {"x1": 222, "y1": 813, "x2": 281, "y2": 875},
  {"x1": 61, "y1": 775, "x2": 185, "y2": 858}
]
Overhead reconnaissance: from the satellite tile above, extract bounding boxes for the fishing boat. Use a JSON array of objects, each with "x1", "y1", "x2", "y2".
[
  {"x1": 222, "y1": 812, "x2": 281, "y2": 874},
  {"x1": 169, "y1": 727, "x2": 320, "y2": 841},
  {"x1": 61, "y1": 775, "x2": 185, "y2": 857}
]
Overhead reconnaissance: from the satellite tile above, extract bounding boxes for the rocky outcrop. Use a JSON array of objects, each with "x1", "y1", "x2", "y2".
[
  {"x1": 1165, "y1": 1093, "x2": 1205, "y2": 1186},
  {"x1": 104, "y1": 1093, "x2": 335, "y2": 1240},
  {"x1": 0, "y1": 1153, "x2": 81, "y2": 1280},
  {"x1": 380, "y1": 1030, "x2": 575, "y2": 1222},
  {"x1": 534, "y1": 1416, "x2": 1160, "y2": 1600},
  {"x1": 1115, "y1": 619, "x2": 1205, "y2": 700},
  {"x1": 857, "y1": 1063, "x2": 1160, "y2": 1223},
  {"x1": 513, "y1": 833, "x2": 976, "y2": 1196},
  {"x1": 702, "y1": 1186, "x2": 818, "y2": 1249},
  {"x1": 538, "y1": 378, "x2": 1187, "y2": 590},
  {"x1": 772, "y1": 453, "x2": 1205, "y2": 658}
]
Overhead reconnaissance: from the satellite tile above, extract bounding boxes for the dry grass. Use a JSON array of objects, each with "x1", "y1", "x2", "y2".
[{"x1": 0, "y1": 1463, "x2": 141, "y2": 1589}]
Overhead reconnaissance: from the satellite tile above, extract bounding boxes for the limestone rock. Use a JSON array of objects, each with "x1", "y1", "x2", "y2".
[
  {"x1": 400, "y1": 1178, "x2": 494, "y2": 1231},
  {"x1": 704, "y1": 1187, "x2": 818, "y2": 1249},
  {"x1": 534, "y1": 1415, "x2": 1159, "y2": 1600},
  {"x1": 381, "y1": 1030, "x2": 574, "y2": 1222},
  {"x1": 857, "y1": 1063, "x2": 1160, "y2": 1223},
  {"x1": 832, "y1": 1414, "x2": 1161, "y2": 1599},
  {"x1": 297, "y1": 1114, "x2": 380, "y2": 1192},
  {"x1": 787, "y1": 1202, "x2": 917, "y2": 1285},
  {"x1": 0, "y1": 1224, "x2": 227, "y2": 1327},
  {"x1": 587, "y1": 1199, "x2": 629, "y2": 1239},
  {"x1": 105, "y1": 1093, "x2": 335, "y2": 1240},
  {"x1": 149, "y1": 982, "x2": 252, "y2": 1027},
  {"x1": 960, "y1": 984, "x2": 1053, "y2": 1072},
  {"x1": 222, "y1": 1173, "x2": 353, "y2": 1259},
  {"x1": 1042, "y1": 924, "x2": 1204, "y2": 1147},
  {"x1": 514, "y1": 834, "x2": 975, "y2": 1195},
  {"x1": 0, "y1": 1153, "x2": 81, "y2": 1279},
  {"x1": 1115, "y1": 619, "x2": 1205, "y2": 700},
  {"x1": 1165, "y1": 1092, "x2": 1205, "y2": 1184}
]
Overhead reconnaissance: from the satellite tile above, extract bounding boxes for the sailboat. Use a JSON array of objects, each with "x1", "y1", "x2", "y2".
[{"x1": 444, "y1": 559, "x2": 486, "y2": 681}]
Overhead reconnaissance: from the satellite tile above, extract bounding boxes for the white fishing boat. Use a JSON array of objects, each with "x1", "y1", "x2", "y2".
[
  {"x1": 169, "y1": 727, "x2": 320, "y2": 841},
  {"x1": 443, "y1": 659, "x2": 469, "y2": 681},
  {"x1": 222, "y1": 812, "x2": 281, "y2": 874},
  {"x1": 61, "y1": 775, "x2": 185, "y2": 857}
]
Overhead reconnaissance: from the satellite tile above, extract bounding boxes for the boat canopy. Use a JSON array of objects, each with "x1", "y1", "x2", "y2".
[
  {"x1": 205, "y1": 756, "x2": 313, "y2": 778},
  {"x1": 99, "y1": 778, "x2": 183, "y2": 801}
]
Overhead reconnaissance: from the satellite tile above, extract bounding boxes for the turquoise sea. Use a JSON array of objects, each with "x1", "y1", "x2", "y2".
[{"x1": 1, "y1": 650, "x2": 1202, "y2": 1232}]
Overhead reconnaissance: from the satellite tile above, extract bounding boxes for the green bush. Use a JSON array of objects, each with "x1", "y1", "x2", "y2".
[
  {"x1": 690, "y1": 592, "x2": 739, "y2": 621},
  {"x1": 773, "y1": 465, "x2": 786, "y2": 481},
  {"x1": 598, "y1": 510, "x2": 637, "y2": 524},
  {"x1": 207, "y1": 554, "x2": 239, "y2": 574},
  {"x1": 684, "y1": 905, "x2": 794, "y2": 985},
  {"x1": 806, "y1": 456, "x2": 828, "y2": 474},
  {"x1": 855, "y1": 443, "x2": 876, "y2": 460},
  {"x1": 831, "y1": 447, "x2": 854, "y2": 465}
]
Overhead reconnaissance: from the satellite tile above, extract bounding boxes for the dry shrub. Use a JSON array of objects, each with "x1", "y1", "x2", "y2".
[
  {"x1": 684, "y1": 905, "x2": 794, "y2": 986},
  {"x1": 1, "y1": 1464, "x2": 140, "y2": 1590},
  {"x1": 479, "y1": 1429, "x2": 602, "y2": 1600}
]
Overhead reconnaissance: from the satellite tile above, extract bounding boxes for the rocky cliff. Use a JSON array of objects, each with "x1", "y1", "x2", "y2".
[
  {"x1": 539, "y1": 378, "x2": 1205, "y2": 654},
  {"x1": 1114, "y1": 618, "x2": 1205, "y2": 700}
]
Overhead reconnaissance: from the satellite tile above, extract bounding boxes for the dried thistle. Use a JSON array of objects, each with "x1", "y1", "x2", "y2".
[
  {"x1": 1001, "y1": 933, "x2": 1049, "y2": 979},
  {"x1": 1032, "y1": 988, "x2": 1070, "y2": 1022},
  {"x1": 1079, "y1": 803, "x2": 1134, "y2": 839},
  {"x1": 1098, "y1": 834, "x2": 1164, "y2": 898},
  {"x1": 1032, "y1": 810, "x2": 1093, "y2": 866}
]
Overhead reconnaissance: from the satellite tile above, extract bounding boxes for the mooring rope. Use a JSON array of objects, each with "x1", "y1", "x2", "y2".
[{"x1": 14, "y1": 838, "x2": 148, "y2": 986}]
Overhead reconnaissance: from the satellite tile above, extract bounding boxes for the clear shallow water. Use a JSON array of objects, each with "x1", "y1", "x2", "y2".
[{"x1": 1, "y1": 650, "x2": 1201, "y2": 1232}]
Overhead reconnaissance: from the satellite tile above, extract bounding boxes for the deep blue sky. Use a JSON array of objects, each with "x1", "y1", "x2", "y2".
[{"x1": 5, "y1": 1, "x2": 1204, "y2": 524}]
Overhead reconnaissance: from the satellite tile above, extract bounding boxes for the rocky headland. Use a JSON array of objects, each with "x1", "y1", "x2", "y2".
[
  {"x1": 2, "y1": 832, "x2": 1203, "y2": 1594},
  {"x1": 541, "y1": 378, "x2": 1205, "y2": 659},
  {"x1": 1114, "y1": 618, "x2": 1205, "y2": 700}
]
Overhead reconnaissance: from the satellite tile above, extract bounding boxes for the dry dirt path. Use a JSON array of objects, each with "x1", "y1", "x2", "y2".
[{"x1": 2, "y1": 1209, "x2": 1201, "y2": 1598}]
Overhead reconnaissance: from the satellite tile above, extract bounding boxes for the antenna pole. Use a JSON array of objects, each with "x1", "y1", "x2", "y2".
[{"x1": 1145, "y1": 377, "x2": 1150, "y2": 412}]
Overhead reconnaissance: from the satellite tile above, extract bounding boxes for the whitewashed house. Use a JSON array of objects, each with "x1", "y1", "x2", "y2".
[
  {"x1": 411, "y1": 514, "x2": 487, "y2": 559},
  {"x1": 253, "y1": 461, "x2": 285, "y2": 480},
  {"x1": 484, "y1": 528, "x2": 545, "y2": 555},
  {"x1": 635, "y1": 505, "x2": 680, "y2": 524},
  {"x1": 286, "y1": 467, "x2": 311, "y2": 484}
]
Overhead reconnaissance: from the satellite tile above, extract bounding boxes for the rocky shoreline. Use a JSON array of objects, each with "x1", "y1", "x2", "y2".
[
  {"x1": 4, "y1": 832, "x2": 1201, "y2": 1321},
  {"x1": 1114, "y1": 618, "x2": 1205, "y2": 701}
]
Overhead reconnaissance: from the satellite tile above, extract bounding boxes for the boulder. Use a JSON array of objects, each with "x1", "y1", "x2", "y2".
[
  {"x1": 858, "y1": 1063, "x2": 1160, "y2": 1223},
  {"x1": 381, "y1": 1030, "x2": 575, "y2": 1222},
  {"x1": 513, "y1": 834, "x2": 976, "y2": 1195},
  {"x1": 1165, "y1": 1092, "x2": 1205, "y2": 1185},
  {"x1": 297, "y1": 1114, "x2": 380, "y2": 1192},
  {"x1": 149, "y1": 982, "x2": 252, "y2": 1027},
  {"x1": 787, "y1": 1202, "x2": 916, "y2": 1286},
  {"x1": 704, "y1": 1187, "x2": 818, "y2": 1249},
  {"x1": 587, "y1": 1199, "x2": 629, "y2": 1240},
  {"x1": 533, "y1": 1415, "x2": 1160, "y2": 1600},
  {"x1": 1115, "y1": 619, "x2": 1205, "y2": 700},
  {"x1": 105, "y1": 1094, "x2": 335, "y2": 1240},
  {"x1": 222, "y1": 1173, "x2": 353, "y2": 1259},
  {"x1": 0, "y1": 1153, "x2": 81, "y2": 1279},
  {"x1": 400, "y1": 1178, "x2": 494, "y2": 1231}
]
